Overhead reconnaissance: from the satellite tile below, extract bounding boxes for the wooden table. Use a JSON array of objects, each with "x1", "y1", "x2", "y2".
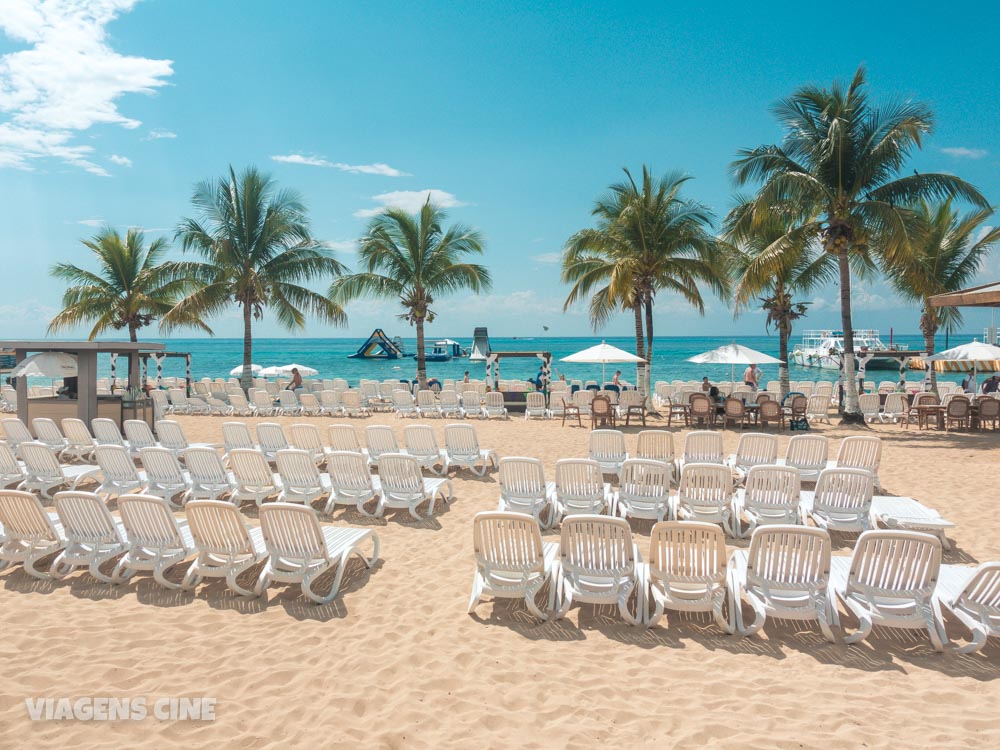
[{"x1": 914, "y1": 404, "x2": 945, "y2": 430}]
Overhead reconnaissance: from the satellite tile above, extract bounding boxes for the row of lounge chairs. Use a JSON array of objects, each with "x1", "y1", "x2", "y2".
[{"x1": 469, "y1": 512, "x2": 997, "y2": 653}]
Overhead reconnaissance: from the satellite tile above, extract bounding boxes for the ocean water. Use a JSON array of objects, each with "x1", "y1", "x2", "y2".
[{"x1": 94, "y1": 333, "x2": 972, "y2": 387}]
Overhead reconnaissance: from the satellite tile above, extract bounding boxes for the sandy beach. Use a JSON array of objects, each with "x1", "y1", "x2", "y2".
[{"x1": 1, "y1": 412, "x2": 998, "y2": 749}]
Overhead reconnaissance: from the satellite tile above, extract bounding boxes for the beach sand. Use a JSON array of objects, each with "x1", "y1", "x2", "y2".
[{"x1": 1, "y1": 412, "x2": 998, "y2": 748}]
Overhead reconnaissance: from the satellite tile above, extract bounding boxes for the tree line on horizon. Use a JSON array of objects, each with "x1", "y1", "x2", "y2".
[{"x1": 48, "y1": 66, "x2": 999, "y2": 419}]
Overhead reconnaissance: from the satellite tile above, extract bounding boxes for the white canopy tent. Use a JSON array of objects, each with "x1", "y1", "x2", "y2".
[
  {"x1": 560, "y1": 341, "x2": 645, "y2": 385},
  {"x1": 687, "y1": 343, "x2": 783, "y2": 386},
  {"x1": 922, "y1": 340, "x2": 1000, "y2": 390}
]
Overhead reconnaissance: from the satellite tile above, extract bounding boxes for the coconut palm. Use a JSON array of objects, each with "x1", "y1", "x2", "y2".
[
  {"x1": 731, "y1": 66, "x2": 988, "y2": 421},
  {"x1": 887, "y1": 199, "x2": 999, "y2": 391},
  {"x1": 724, "y1": 200, "x2": 833, "y2": 398},
  {"x1": 163, "y1": 166, "x2": 347, "y2": 389},
  {"x1": 330, "y1": 200, "x2": 490, "y2": 387},
  {"x1": 563, "y1": 167, "x2": 730, "y2": 398},
  {"x1": 48, "y1": 227, "x2": 203, "y2": 342}
]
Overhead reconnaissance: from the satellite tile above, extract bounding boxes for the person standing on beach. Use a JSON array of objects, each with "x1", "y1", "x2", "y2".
[
  {"x1": 612, "y1": 370, "x2": 622, "y2": 387},
  {"x1": 701, "y1": 376, "x2": 711, "y2": 392},
  {"x1": 463, "y1": 371, "x2": 470, "y2": 384},
  {"x1": 743, "y1": 363, "x2": 760, "y2": 391}
]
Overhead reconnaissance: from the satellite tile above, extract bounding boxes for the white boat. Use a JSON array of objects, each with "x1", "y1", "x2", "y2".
[{"x1": 791, "y1": 330, "x2": 901, "y2": 371}]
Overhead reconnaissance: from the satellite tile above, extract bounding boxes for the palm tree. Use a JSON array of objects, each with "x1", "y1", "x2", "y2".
[
  {"x1": 724, "y1": 200, "x2": 834, "y2": 398},
  {"x1": 330, "y1": 200, "x2": 490, "y2": 387},
  {"x1": 731, "y1": 66, "x2": 988, "y2": 421},
  {"x1": 887, "y1": 199, "x2": 999, "y2": 391},
  {"x1": 48, "y1": 227, "x2": 203, "y2": 342},
  {"x1": 562, "y1": 167, "x2": 729, "y2": 399},
  {"x1": 163, "y1": 166, "x2": 347, "y2": 389}
]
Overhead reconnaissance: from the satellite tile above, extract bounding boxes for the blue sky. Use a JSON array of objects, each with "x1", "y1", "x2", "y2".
[{"x1": 1, "y1": 0, "x2": 998, "y2": 342}]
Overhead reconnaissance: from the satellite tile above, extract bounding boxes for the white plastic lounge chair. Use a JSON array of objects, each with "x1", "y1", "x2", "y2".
[
  {"x1": 588, "y1": 429, "x2": 628, "y2": 477},
  {"x1": 674, "y1": 463, "x2": 736, "y2": 536},
  {"x1": 524, "y1": 392, "x2": 549, "y2": 420},
  {"x1": 229, "y1": 449, "x2": 282, "y2": 506},
  {"x1": 222, "y1": 421, "x2": 257, "y2": 454},
  {"x1": 317, "y1": 390, "x2": 344, "y2": 417},
  {"x1": 882, "y1": 393, "x2": 909, "y2": 423},
  {"x1": 869, "y1": 495, "x2": 955, "y2": 550},
  {"x1": 732, "y1": 465, "x2": 803, "y2": 538},
  {"x1": 341, "y1": 390, "x2": 369, "y2": 417},
  {"x1": 443, "y1": 424, "x2": 497, "y2": 476},
  {"x1": 138, "y1": 447, "x2": 191, "y2": 508},
  {"x1": 123, "y1": 419, "x2": 158, "y2": 455},
  {"x1": 614, "y1": 459, "x2": 672, "y2": 522},
  {"x1": 0, "y1": 443, "x2": 25, "y2": 488},
  {"x1": 831, "y1": 529, "x2": 944, "y2": 650},
  {"x1": 552, "y1": 515, "x2": 640, "y2": 624},
  {"x1": 257, "y1": 422, "x2": 290, "y2": 462},
  {"x1": 328, "y1": 424, "x2": 367, "y2": 459},
  {"x1": 254, "y1": 503, "x2": 379, "y2": 604},
  {"x1": 31, "y1": 418, "x2": 68, "y2": 454},
  {"x1": 416, "y1": 390, "x2": 442, "y2": 418},
  {"x1": 325, "y1": 450, "x2": 382, "y2": 516},
  {"x1": 403, "y1": 424, "x2": 446, "y2": 475},
  {"x1": 935, "y1": 562, "x2": 1000, "y2": 654},
  {"x1": 858, "y1": 393, "x2": 881, "y2": 423},
  {"x1": 572, "y1": 390, "x2": 593, "y2": 416},
  {"x1": 183, "y1": 447, "x2": 236, "y2": 502},
  {"x1": 252, "y1": 391, "x2": 278, "y2": 416},
  {"x1": 0, "y1": 418, "x2": 33, "y2": 457},
  {"x1": 227, "y1": 392, "x2": 254, "y2": 417},
  {"x1": 831, "y1": 436, "x2": 883, "y2": 490},
  {"x1": 50, "y1": 491, "x2": 128, "y2": 583},
  {"x1": 290, "y1": 423, "x2": 329, "y2": 466},
  {"x1": 365, "y1": 425, "x2": 400, "y2": 467},
  {"x1": 148, "y1": 389, "x2": 171, "y2": 418},
  {"x1": 392, "y1": 390, "x2": 417, "y2": 418},
  {"x1": 0, "y1": 489, "x2": 65, "y2": 578},
  {"x1": 552, "y1": 459, "x2": 611, "y2": 521},
  {"x1": 298, "y1": 392, "x2": 321, "y2": 416},
  {"x1": 777, "y1": 434, "x2": 829, "y2": 482},
  {"x1": 19, "y1": 442, "x2": 100, "y2": 499},
  {"x1": 277, "y1": 390, "x2": 302, "y2": 416},
  {"x1": 483, "y1": 392, "x2": 508, "y2": 420},
  {"x1": 114, "y1": 494, "x2": 196, "y2": 589},
  {"x1": 61, "y1": 418, "x2": 97, "y2": 463},
  {"x1": 800, "y1": 468, "x2": 875, "y2": 533},
  {"x1": 635, "y1": 430, "x2": 676, "y2": 475},
  {"x1": 468, "y1": 511, "x2": 559, "y2": 621},
  {"x1": 643, "y1": 520, "x2": 732, "y2": 631},
  {"x1": 461, "y1": 390, "x2": 483, "y2": 418},
  {"x1": 681, "y1": 430, "x2": 724, "y2": 467},
  {"x1": 727, "y1": 432, "x2": 778, "y2": 480},
  {"x1": 805, "y1": 395, "x2": 831, "y2": 424},
  {"x1": 728, "y1": 525, "x2": 836, "y2": 641},
  {"x1": 182, "y1": 499, "x2": 268, "y2": 597},
  {"x1": 377, "y1": 453, "x2": 453, "y2": 520},
  {"x1": 274, "y1": 449, "x2": 333, "y2": 506},
  {"x1": 93, "y1": 444, "x2": 147, "y2": 498},
  {"x1": 156, "y1": 420, "x2": 215, "y2": 458},
  {"x1": 438, "y1": 390, "x2": 463, "y2": 419},
  {"x1": 91, "y1": 418, "x2": 128, "y2": 449},
  {"x1": 498, "y1": 457, "x2": 556, "y2": 529}
]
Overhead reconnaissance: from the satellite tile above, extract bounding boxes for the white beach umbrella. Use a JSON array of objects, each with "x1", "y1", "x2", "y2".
[
  {"x1": 561, "y1": 341, "x2": 646, "y2": 383},
  {"x1": 11, "y1": 352, "x2": 78, "y2": 379},
  {"x1": 922, "y1": 340, "x2": 1000, "y2": 387},
  {"x1": 687, "y1": 343, "x2": 783, "y2": 386},
  {"x1": 230, "y1": 364, "x2": 262, "y2": 377},
  {"x1": 278, "y1": 363, "x2": 318, "y2": 376}
]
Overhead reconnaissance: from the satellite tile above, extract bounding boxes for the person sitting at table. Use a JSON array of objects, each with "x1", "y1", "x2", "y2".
[
  {"x1": 708, "y1": 385, "x2": 723, "y2": 404},
  {"x1": 982, "y1": 374, "x2": 1000, "y2": 394},
  {"x1": 701, "y1": 376, "x2": 712, "y2": 392},
  {"x1": 962, "y1": 372, "x2": 976, "y2": 393}
]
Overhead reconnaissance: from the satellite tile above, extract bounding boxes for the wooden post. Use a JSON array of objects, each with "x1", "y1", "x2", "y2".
[
  {"x1": 14, "y1": 348, "x2": 28, "y2": 424},
  {"x1": 76, "y1": 350, "x2": 98, "y2": 426}
]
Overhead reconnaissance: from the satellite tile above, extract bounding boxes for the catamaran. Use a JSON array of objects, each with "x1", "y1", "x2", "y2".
[{"x1": 791, "y1": 330, "x2": 901, "y2": 370}]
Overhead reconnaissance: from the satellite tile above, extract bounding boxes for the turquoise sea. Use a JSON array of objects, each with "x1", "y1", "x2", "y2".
[{"x1": 107, "y1": 334, "x2": 974, "y2": 387}]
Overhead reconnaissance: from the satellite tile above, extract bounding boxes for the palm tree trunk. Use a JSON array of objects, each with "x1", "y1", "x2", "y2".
[
  {"x1": 644, "y1": 295, "x2": 654, "y2": 408},
  {"x1": 240, "y1": 303, "x2": 253, "y2": 392},
  {"x1": 779, "y1": 322, "x2": 790, "y2": 401},
  {"x1": 415, "y1": 317, "x2": 427, "y2": 389},
  {"x1": 128, "y1": 323, "x2": 138, "y2": 343},
  {"x1": 838, "y1": 248, "x2": 863, "y2": 422},
  {"x1": 633, "y1": 302, "x2": 645, "y2": 391},
  {"x1": 922, "y1": 306, "x2": 938, "y2": 395}
]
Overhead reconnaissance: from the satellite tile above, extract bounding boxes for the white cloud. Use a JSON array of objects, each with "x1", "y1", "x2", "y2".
[
  {"x1": 271, "y1": 153, "x2": 410, "y2": 177},
  {"x1": 354, "y1": 189, "x2": 466, "y2": 218},
  {"x1": 941, "y1": 147, "x2": 988, "y2": 159},
  {"x1": 327, "y1": 240, "x2": 357, "y2": 254},
  {"x1": 532, "y1": 252, "x2": 562, "y2": 264},
  {"x1": 109, "y1": 153, "x2": 131, "y2": 167},
  {"x1": 77, "y1": 218, "x2": 104, "y2": 227},
  {"x1": 0, "y1": 0, "x2": 173, "y2": 174},
  {"x1": 975, "y1": 225, "x2": 994, "y2": 244},
  {"x1": 145, "y1": 129, "x2": 176, "y2": 140}
]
